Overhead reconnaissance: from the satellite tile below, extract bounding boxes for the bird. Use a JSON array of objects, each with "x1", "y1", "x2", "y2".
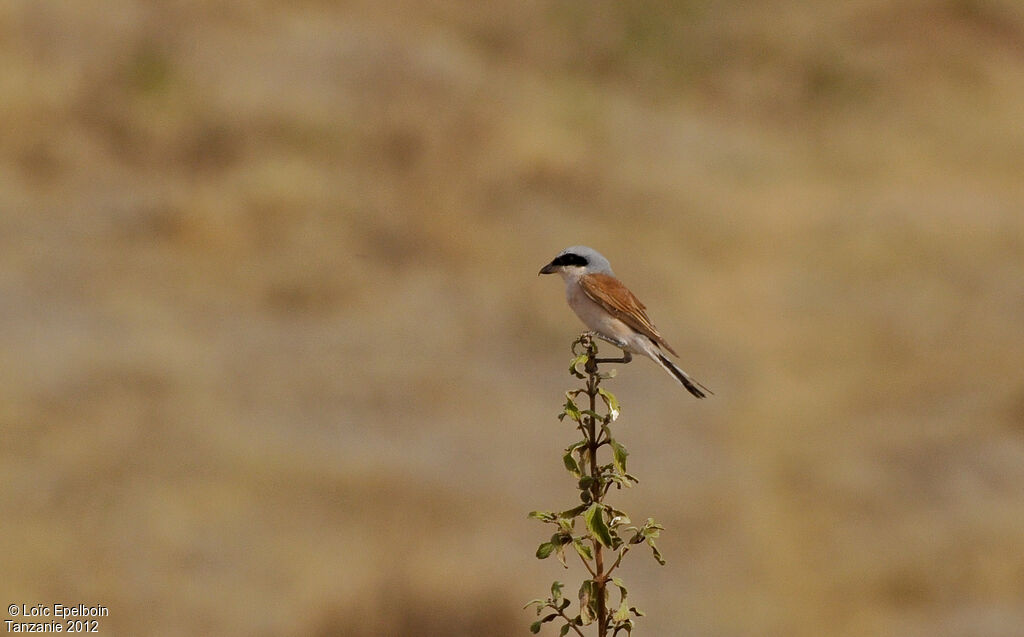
[{"x1": 539, "y1": 245, "x2": 710, "y2": 398}]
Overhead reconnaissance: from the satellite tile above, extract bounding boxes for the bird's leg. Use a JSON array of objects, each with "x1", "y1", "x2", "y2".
[{"x1": 594, "y1": 350, "x2": 632, "y2": 365}]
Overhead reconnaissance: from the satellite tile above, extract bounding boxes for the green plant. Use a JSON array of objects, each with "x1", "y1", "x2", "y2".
[{"x1": 526, "y1": 334, "x2": 666, "y2": 636}]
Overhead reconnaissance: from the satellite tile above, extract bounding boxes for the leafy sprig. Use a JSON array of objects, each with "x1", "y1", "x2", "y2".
[{"x1": 528, "y1": 334, "x2": 665, "y2": 636}]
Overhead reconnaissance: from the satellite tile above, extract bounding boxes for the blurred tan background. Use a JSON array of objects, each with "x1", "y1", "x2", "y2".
[{"x1": 2, "y1": 1, "x2": 1024, "y2": 635}]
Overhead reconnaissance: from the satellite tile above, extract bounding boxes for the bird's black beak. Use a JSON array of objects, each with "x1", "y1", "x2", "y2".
[{"x1": 539, "y1": 262, "x2": 557, "y2": 275}]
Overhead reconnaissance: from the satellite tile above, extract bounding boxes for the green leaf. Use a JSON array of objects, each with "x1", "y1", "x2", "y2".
[
  {"x1": 529, "y1": 510, "x2": 556, "y2": 522},
  {"x1": 536, "y1": 542, "x2": 555, "y2": 559},
  {"x1": 559, "y1": 504, "x2": 588, "y2": 519},
  {"x1": 613, "y1": 600, "x2": 630, "y2": 622},
  {"x1": 610, "y1": 576, "x2": 627, "y2": 596},
  {"x1": 569, "y1": 353, "x2": 589, "y2": 378},
  {"x1": 610, "y1": 440, "x2": 628, "y2": 474},
  {"x1": 607, "y1": 507, "x2": 631, "y2": 527},
  {"x1": 559, "y1": 624, "x2": 571, "y2": 636},
  {"x1": 523, "y1": 598, "x2": 545, "y2": 609},
  {"x1": 552, "y1": 535, "x2": 570, "y2": 568},
  {"x1": 573, "y1": 538, "x2": 593, "y2": 561},
  {"x1": 578, "y1": 580, "x2": 596, "y2": 625},
  {"x1": 530, "y1": 620, "x2": 542, "y2": 634},
  {"x1": 552, "y1": 532, "x2": 572, "y2": 546},
  {"x1": 551, "y1": 581, "x2": 563, "y2": 600},
  {"x1": 598, "y1": 388, "x2": 620, "y2": 420},
  {"x1": 630, "y1": 606, "x2": 645, "y2": 617},
  {"x1": 584, "y1": 503, "x2": 614, "y2": 548},
  {"x1": 561, "y1": 393, "x2": 583, "y2": 423},
  {"x1": 562, "y1": 449, "x2": 582, "y2": 477},
  {"x1": 648, "y1": 539, "x2": 666, "y2": 565}
]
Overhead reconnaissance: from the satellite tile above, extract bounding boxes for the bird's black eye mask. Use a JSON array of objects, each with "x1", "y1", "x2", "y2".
[{"x1": 551, "y1": 253, "x2": 588, "y2": 267}]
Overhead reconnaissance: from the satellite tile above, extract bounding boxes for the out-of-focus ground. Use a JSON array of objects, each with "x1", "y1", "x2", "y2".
[{"x1": 2, "y1": 1, "x2": 1024, "y2": 635}]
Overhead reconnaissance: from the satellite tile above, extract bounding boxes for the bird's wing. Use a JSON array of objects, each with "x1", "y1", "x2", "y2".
[{"x1": 579, "y1": 273, "x2": 678, "y2": 356}]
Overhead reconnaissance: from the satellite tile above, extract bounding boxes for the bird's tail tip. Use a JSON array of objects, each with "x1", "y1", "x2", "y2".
[{"x1": 656, "y1": 352, "x2": 712, "y2": 399}]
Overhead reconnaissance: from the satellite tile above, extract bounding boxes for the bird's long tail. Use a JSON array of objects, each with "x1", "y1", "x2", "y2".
[{"x1": 655, "y1": 352, "x2": 712, "y2": 399}]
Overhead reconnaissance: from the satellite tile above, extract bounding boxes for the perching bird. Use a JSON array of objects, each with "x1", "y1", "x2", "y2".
[{"x1": 539, "y1": 246, "x2": 710, "y2": 398}]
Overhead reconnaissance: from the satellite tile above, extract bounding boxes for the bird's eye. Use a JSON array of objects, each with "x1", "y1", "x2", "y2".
[{"x1": 552, "y1": 253, "x2": 588, "y2": 267}]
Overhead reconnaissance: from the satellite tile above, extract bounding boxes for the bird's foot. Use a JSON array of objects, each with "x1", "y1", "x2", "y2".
[
  {"x1": 580, "y1": 332, "x2": 632, "y2": 374},
  {"x1": 587, "y1": 333, "x2": 632, "y2": 363}
]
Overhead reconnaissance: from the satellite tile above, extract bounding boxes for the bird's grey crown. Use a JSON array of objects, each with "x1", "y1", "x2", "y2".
[{"x1": 554, "y1": 245, "x2": 613, "y2": 275}]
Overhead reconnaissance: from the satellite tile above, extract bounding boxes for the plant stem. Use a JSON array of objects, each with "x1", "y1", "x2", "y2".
[
  {"x1": 585, "y1": 348, "x2": 609, "y2": 636},
  {"x1": 556, "y1": 607, "x2": 587, "y2": 637}
]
